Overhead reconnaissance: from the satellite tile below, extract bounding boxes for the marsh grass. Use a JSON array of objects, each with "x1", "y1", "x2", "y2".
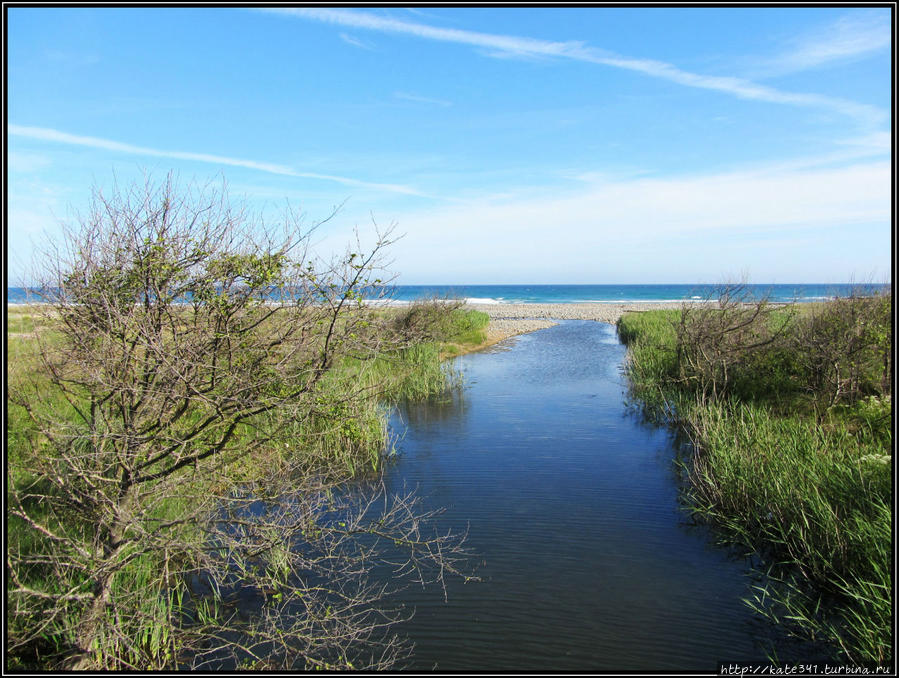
[
  {"x1": 7, "y1": 299, "x2": 486, "y2": 669},
  {"x1": 7, "y1": 301, "x2": 477, "y2": 486},
  {"x1": 618, "y1": 293, "x2": 893, "y2": 664},
  {"x1": 436, "y1": 308, "x2": 489, "y2": 354},
  {"x1": 689, "y1": 401, "x2": 892, "y2": 663},
  {"x1": 617, "y1": 310, "x2": 680, "y2": 410},
  {"x1": 97, "y1": 553, "x2": 185, "y2": 669},
  {"x1": 7, "y1": 305, "x2": 57, "y2": 335}
]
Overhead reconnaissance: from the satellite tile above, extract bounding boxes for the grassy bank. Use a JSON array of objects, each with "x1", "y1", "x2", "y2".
[
  {"x1": 6, "y1": 300, "x2": 486, "y2": 670},
  {"x1": 617, "y1": 290, "x2": 892, "y2": 664},
  {"x1": 7, "y1": 301, "x2": 485, "y2": 476}
]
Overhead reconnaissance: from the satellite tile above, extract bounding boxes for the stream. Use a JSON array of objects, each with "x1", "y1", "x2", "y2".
[{"x1": 377, "y1": 320, "x2": 823, "y2": 671}]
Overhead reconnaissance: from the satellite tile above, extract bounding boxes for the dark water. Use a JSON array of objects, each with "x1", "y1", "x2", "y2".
[
  {"x1": 380, "y1": 321, "x2": 822, "y2": 672},
  {"x1": 386, "y1": 283, "x2": 887, "y2": 304},
  {"x1": 7, "y1": 283, "x2": 888, "y2": 305}
]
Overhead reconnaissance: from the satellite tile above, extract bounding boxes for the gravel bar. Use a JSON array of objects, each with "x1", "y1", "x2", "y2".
[{"x1": 466, "y1": 301, "x2": 684, "y2": 346}]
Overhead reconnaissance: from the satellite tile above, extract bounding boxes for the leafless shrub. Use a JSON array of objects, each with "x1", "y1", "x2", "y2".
[
  {"x1": 789, "y1": 286, "x2": 892, "y2": 413},
  {"x1": 390, "y1": 296, "x2": 466, "y2": 343},
  {"x1": 7, "y1": 173, "x2": 474, "y2": 670},
  {"x1": 674, "y1": 281, "x2": 794, "y2": 404}
]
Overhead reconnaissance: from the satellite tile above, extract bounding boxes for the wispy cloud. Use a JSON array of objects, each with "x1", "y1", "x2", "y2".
[
  {"x1": 733, "y1": 138, "x2": 891, "y2": 176},
  {"x1": 339, "y1": 32, "x2": 375, "y2": 50},
  {"x1": 9, "y1": 151, "x2": 52, "y2": 173},
  {"x1": 9, "y1": 124, "x2": 297, "y2": 174},
  {"x1": 381, "y1": 160, "x2": 890, "y2": 283},
  {"x1": 261, "y1": 8, "x2": 886, "y2": 127},
  {"x1": 836, "y1": 131, "x2": 891, "y2": 153},
  {"x1": 394, "y1": 91, "x2": 452, "y2": 107},
  {"x1": 764, "y1": 12, "x2": 891, "y2": 76},
  {"x1": 8, "y1": 124, "x2": 427, "y2": 196},
  {"x1": 587, "y1": 54, "x2": 882, "y2": 125},
  {"x1": 260, "y1": 8, "x2": 593, "y2": 60}
]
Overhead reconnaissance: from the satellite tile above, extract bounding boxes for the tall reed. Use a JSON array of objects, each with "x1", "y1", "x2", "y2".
[
  {"x1": 6, "y1": 300, "x2": 479, "y2": 669},
  {"x1": 618, "y1": 295, "x2": 892, "y2": 664}
]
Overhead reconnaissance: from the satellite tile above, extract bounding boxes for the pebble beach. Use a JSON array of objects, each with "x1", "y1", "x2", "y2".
[{"x1": 467, "y1": 301, "x2": 684, "y2": 346}]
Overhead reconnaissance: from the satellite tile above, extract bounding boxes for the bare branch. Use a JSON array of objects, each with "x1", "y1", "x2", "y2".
[{"x1": 7, "y1": 172, "x2": 473, "y2": 671}]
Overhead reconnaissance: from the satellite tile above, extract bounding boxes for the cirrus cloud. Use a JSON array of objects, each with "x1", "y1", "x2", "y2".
[
  {"x1": 8, "y1": 124, "x2": 428, "y2": 196},
  {"x1": 260, "y1": 7, "x2": 886, "y2": 127}
]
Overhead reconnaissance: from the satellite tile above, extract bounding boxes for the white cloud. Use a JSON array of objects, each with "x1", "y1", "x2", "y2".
[
  {"x1": 717, "y1": 134, "x2": 890, "y2": 175},
  {"x1": 394, "y1": 91, "x2": 453, "y2": 107},
  {"x1": 835, "y1": 131, "x2": 891, "y2": 153},
  {"x1": 339, "y1": 32, "x2": 375, "y2": 50},
  {"x1": 264, "y1": 7, "x2": 586, "y2": 58},
  {"x1": 8, "y1": 124, "x2": 426, "y2": 196},
  {"x1": 9, "y1": 124, "x2": 298, "y2": 174},
  {"x1": 590, "y1": 55, "x2": 883, "y2": 125},
  {"x1": 767, "y1": 12, "x2": 891, "y2": 75},
  {"x1": 261, "y1": 8, "x2": 886, "y2": 126},
  {"x1": 8, "y1": 151, "x2": 52, "y2": 173},
  {"x1": 378, "y1": 160, "x2": 890, "y2": 282}
]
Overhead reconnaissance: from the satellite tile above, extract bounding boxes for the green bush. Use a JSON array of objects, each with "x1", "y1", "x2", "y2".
[
  {"x1": 685, "y1": 401, "x2": 891, "y2": 663},
  {"x1": 443, "y1": 308, "x2": 489, "y2": 345},
  {"x1": 394, "y1": 299, "x2": 488, "y2": 344},
  {"x1": 6, "y1": 175, "x2": 474, "y2": 671},
  {"x1": 788, "y1": 293, "x2": 892, "y2": 412},
  {"x1": 619, "y1": 291, "x2": 893, "y2": 664}
]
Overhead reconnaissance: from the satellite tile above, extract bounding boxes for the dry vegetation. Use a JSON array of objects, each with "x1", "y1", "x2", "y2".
[
  {"x1": 618, "y1": 283, "x2": 892, "y2": 664},
  {"x1": 7, "y1": 176, "x2": 481, "y2": 671}
]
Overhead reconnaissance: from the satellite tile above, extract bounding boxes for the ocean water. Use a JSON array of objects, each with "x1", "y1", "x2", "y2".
[
  {"x1": 8, "y1": 283, "x2": 887, "y2": 306},
  {"x1": 386, "y1": 283, "x2": 887, "y2": 304}
]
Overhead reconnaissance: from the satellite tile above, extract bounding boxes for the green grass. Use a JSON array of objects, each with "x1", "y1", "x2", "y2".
[
  {"x1": 684, "y1": 400, "x2": 891, "y2": 663},
  {"x1": 438, "y1": 308, "x2": 490, "y2": 348},
  {"x1": 7, "y1": 302, "x2": 482, "y2": 485},
  {"x1": 389, "y1": 302, "x2": 490, "y2": 357},
  {"x1": 618, "y1": 298, "x2": 892, "y2": 664},
  {"x1": 617, "y1": 310, "x2": 680, "y2": 408},
  {"x1": 7, "y1": 305, "x2": 55, "y2": 335},
  {"x1": 6, "y1": 300, "x2": 488, "y2": 670}
]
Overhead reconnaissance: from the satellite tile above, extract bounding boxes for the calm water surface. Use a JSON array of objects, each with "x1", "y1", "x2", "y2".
[{"x1": 380, "y1": 320, "x2": 818, "y2": 672}]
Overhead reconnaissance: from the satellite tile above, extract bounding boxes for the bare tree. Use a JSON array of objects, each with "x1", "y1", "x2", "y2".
[
  {"x1": 789, "y1": 287, "x2": 892, "y2": 414},
  {"x1": 673, "y1": 281, "x2": 793, "y2": 404},
  {"x1": 7, "y1": 174, "x2": 473, "y2": 670}
]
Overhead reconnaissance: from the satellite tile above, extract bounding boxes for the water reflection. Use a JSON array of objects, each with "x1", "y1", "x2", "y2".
[
  {"x1": 395, "y1": 384, "x2": 468, "y2": 430},
  {"x1": 378, "y1": 320, "x2": 830, "y2": 671}
]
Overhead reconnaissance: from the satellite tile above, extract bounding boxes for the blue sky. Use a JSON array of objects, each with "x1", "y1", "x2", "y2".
[{"x1": 7, "y1": 6, "x2": 893, "y2": 284}]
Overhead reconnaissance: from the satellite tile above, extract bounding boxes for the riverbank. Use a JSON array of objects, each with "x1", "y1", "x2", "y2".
[
  {"x1": 7, "y1": 298, "x2": 487, "y2": 671},
  {"x1": 385, "y1": 317, "x2": 807, "y2": 670},
  {"x1": 617, "y1": 295, "x2": 892, "y2": 665},
  {"x1": 466, "y1": 301, "x2": 683, "y2": 348},
  {"x1": 6, "y1": 300, "x2": 682, "y2": 354}
]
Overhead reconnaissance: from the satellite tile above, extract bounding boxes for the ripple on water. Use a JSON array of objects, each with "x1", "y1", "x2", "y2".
[{"x1": 380, "y1": 320, "x2": 827, "y2": 671}]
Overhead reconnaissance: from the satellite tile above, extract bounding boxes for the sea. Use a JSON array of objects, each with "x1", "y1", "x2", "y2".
[
  {"x1": 6, "y1": 283, "x2": 889, "y2": 306},
  {"x1": 383, "y1": 283, "x2": 888, "y2": 304}
]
